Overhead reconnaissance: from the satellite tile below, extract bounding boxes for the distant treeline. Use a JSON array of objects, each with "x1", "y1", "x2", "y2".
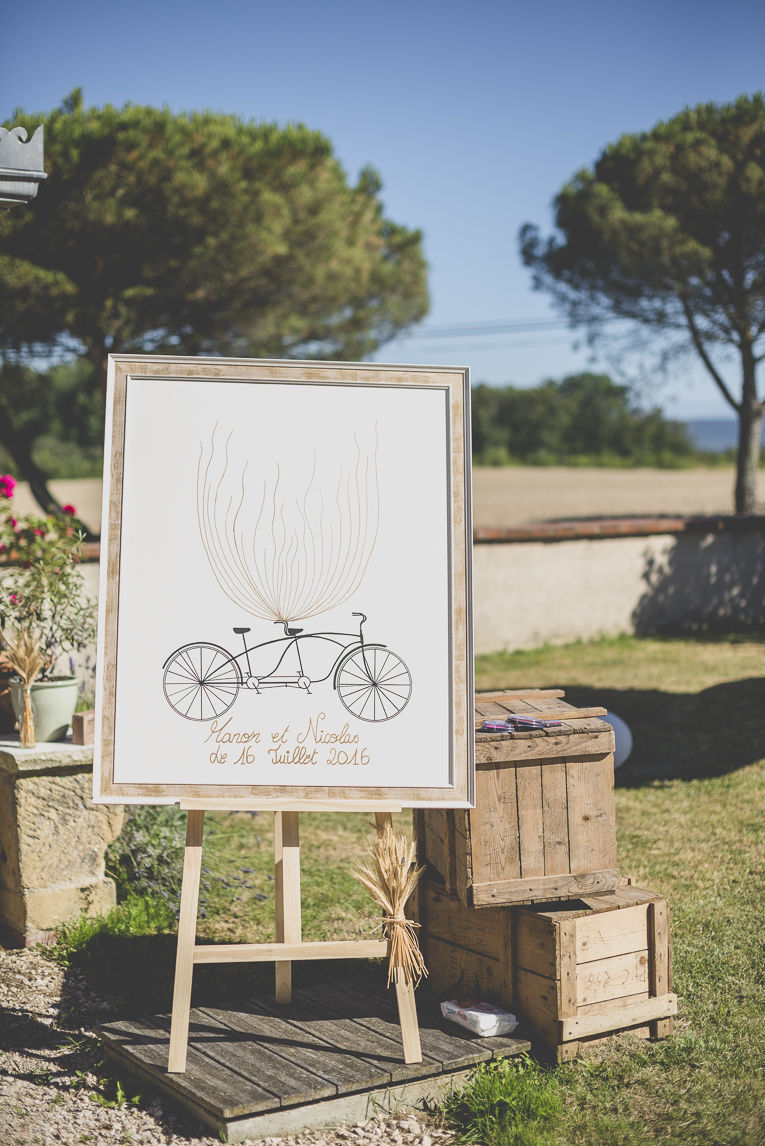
[
  {"x1": 472, "y1": 373, "x2": 710, "y2": 468},
  {"x1": 0, "y1": 363, "x2": 741, "y2": 482}
]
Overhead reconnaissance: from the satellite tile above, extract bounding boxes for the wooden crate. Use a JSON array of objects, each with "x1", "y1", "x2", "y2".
[
  {"x1": 417, "y1": 690, "x2": 618, "y2": 907},
  {"x1": 515, "y1": 886, "x2": 677, "y2": 1061},
  {"x1": 412, "y1": 877, "x2": 514, "y2": 1008}
]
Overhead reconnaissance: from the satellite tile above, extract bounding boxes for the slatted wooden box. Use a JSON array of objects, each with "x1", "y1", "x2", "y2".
[
  {"x1": 412, "y1": 877, "x2": 514, "y2": 1007},
  {"x1": 515, "y1": 886, "x2": 677, "y2": 1061},
  {"x1": 418, "y1": 690, "x2": 618, "y2": 908}
]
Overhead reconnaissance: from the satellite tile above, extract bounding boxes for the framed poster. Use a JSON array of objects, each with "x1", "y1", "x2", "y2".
[{"x1": 94, "y1": 356, "x2": 473, "y2": 806}]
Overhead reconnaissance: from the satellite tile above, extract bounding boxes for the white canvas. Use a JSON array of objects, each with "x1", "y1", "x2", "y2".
[{"x1": 107, "y1": 373, "x2": 455, "y2": 793}]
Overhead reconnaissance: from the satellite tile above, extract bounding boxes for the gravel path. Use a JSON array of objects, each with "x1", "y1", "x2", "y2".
[{"x1": 0, "y1": 947, "x2": 457, "y2": 1146}]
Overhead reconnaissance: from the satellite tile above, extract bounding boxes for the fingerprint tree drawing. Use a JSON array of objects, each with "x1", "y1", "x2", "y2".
[{"x1": 162, "y1": 424, "x2": 413, "y2": 723}]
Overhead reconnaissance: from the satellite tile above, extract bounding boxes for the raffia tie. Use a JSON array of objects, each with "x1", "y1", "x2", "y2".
[{"x1": 383, "y1": 913, "x2": 428, "y2": 989}]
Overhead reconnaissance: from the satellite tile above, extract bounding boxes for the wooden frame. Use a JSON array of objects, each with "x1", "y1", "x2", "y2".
[
  {"x1": 93, "y1": 355, "x2": 474, "y2": 807},
  {"x1": 168, "y1": 805, "x2": 423, "y2": 1072}
]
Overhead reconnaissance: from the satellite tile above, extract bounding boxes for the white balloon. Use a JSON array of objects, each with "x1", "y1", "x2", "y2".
[{"x1": 606, "y1": 711, "x2": 633, "y2": 768}]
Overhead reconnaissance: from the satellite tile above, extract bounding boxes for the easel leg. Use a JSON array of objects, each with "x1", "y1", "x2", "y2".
[
  {"x1": 374, "y1": 812, "x2": 393, "y2": 834},
  {"x1": 394, "y1": 967, "x2": 422, "y2": 1064},
  {"x1": 274, "y1": 810, "x2": 301, "y2": 1003},
  {"x1": 375, "y1": 811, "x2": 422, "y2": 1064},
  {"x1": 168, "y1": 809, "x2": 205, "y2": 1073}
]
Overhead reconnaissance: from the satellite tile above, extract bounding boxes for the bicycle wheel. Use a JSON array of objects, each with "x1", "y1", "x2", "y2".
[
  {"x1": 163, "y1": 643, "x2": 241, "y2": 721},
  {"x1": 336, "y1": 646, "x2": 412, "y2": 722}
]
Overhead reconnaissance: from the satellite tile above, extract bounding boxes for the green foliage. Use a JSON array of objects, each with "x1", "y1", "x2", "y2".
[
  {"x1": 0, "y1": 90, "x2": 429, "y2": 374},
  {"x1": 520, "y1": 94, "x2": 765, "y2": 508},
  {"x1": 443, "y1": 1055, "x2": 563, "y2": 1146},
  {"x1": 105, "y1": 805, "x2": 188, "y2": 915},
  {"x1": 471, "y1": 373, "x2": 695, "y2": 466}
]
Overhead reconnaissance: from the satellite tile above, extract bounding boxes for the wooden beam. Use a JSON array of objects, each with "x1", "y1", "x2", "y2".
[
  {"x1": 471, "y1": 868, "x2": 619, "y2": 907},
  {"x1": 274, "y1": 811, "x2": 301, "y2": 1003},
  {"x1": 192, "y1": 939, "x2": 389, "y2": 963},
  {"x1": 559, "y1": 993, "x2": 677, "y2": 1041},
  {"x1": 168, "y1": 810, "x2": 205, "y2": 1074},
  {"x1": 394, "y1": 967, "x2": 422, "y2": 1064},
  {"x1": 180, "y1": 799, "x2": 403, "y2": 813},
  {"x1": 475, "y1": 689, "x2": 565, "y2": 701}
]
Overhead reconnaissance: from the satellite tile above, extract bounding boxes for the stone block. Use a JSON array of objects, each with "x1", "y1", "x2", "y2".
[{"x1": 0, "y1": 739, "x2": 124, "y2": 945}]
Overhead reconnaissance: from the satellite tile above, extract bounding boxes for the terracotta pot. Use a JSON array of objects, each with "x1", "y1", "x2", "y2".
[{"x1": 10, "y1": 677, "x2": 80, "y2": 743}]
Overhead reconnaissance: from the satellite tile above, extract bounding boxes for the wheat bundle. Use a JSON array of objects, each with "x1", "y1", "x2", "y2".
[
  {"x1": 3, "y1": 628, "x2": 44, "y2": 747},
  {"x1": 354, "y1": 823, "x2": 428, "y2": 988}
]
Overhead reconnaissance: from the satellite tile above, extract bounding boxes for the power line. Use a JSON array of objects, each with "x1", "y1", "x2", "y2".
[{"x1": 399, "y1": 317, "x2": 572, "y2": 340}]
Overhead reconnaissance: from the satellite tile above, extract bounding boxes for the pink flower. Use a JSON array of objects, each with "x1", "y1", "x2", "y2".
[
  {"x1": 0, "y1": 475, "x2": 16, "y2": 500},
  {"x1": 62, "y1": 504, "x2": 76, "y2": 515},
  {"x1": 33, "y1": 528, "x2": 45, "y2": 536}
]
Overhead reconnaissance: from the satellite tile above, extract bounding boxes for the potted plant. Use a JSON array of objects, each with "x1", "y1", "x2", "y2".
[{"x1": 0, "y1": 476, "x2": 97, "y2": 746}]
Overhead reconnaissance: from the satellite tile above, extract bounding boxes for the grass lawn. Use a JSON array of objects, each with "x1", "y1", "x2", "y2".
[{"x1": 54, "y1": 635, "x2": 765, "y2": 1144}]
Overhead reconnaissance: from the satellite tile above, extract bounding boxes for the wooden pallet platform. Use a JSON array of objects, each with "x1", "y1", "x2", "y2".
[{"x1": 100, "y1": 979, "x2": 530, "y2": 1142}]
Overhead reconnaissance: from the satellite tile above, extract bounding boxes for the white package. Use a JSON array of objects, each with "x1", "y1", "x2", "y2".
[{"x1": 440, "y1": 998, "x2": 519, "y2": 1037}]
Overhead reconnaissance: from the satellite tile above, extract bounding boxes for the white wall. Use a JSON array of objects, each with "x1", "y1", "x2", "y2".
[{"x1": 473, "y1": 528, "x2": 765, "y2": 653}]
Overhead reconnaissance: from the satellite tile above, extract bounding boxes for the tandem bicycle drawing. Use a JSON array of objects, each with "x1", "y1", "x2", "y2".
[{"x1": 162, "y1": 612, "x2": 412, "y2": 724}]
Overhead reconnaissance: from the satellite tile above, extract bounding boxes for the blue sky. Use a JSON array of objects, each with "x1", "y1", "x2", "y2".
[{"x1": 4, "y1": 0, "x2": 765, "y2": 418}]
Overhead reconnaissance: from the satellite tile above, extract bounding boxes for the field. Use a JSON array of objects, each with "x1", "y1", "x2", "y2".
[
  {"x1": 49, "y1": 634, "x2": 765, "y2": 1144},
  {"x1": 11, "y1": 465, "x2": 765, "y2": 538}
]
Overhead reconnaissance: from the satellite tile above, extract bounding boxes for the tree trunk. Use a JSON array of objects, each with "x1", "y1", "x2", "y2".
[
  {"x1": 735, "y1": 349, "x2": 764, "y2": 514},
  {"x1": 0, "y1": 401, "x2": 69, "y2": 519}
]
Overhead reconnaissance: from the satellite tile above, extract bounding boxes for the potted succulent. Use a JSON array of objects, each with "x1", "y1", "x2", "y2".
[{"x1": 0, "y1": 476, "x2": 97, "y2": 746}]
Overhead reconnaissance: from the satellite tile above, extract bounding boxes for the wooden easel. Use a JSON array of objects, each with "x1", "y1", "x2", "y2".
[{"x1": 167, "y1": 799, "x2": 422, "y2": 1073}]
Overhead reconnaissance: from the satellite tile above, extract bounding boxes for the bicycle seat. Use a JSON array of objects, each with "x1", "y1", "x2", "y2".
[
  {"x1": 286, "y1": 627, "x2": 303, "y2": 636},
  {"x1": 233, "y1": 627, "x2": 251, "y2": 635}
]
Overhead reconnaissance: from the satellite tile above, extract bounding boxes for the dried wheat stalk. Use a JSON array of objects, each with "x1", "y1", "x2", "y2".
[
  {"x1": 354, "y1": 822, "x2": 428, "y2": 988},
  {"x1": 3, "y1": 628, "x2": 44, "y2": 747}
]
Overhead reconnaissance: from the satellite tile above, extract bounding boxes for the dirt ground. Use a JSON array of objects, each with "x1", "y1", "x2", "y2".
[
  {"x1": 471, "y1": 465, "x2": 760, "y2": 526},
  {"x1": 11, "y1": 467, "x2": 760, "y2": 534}
]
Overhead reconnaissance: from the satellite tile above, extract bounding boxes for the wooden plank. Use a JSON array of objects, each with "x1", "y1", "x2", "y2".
[
  {"x1": 470, "y1": 761, "x2": 521, "y2": 885},
  {"x1": 422, "y1": 882, "x2": 510, "y2": 959},
  {"x1": 560, "y1": 993, "x2": 678, "y2": 1041},
  {"x1": 193, "y1": 940, "x2": 388, "y2": 963},
  {"x1": 374, "y1": 811, "x2": 394, "y2": 833},
  {"x1": 453, "y1": 810, "x2": 473, "y2": 906},
  {"x1": 516, "y1": 967, "x2": 559, "y2": 1024},
  {"x1": 576, "y1": 949, "x2": 650, "y2": 1006},
  {"x1": 214, "y1": 1001, "x2": 393, "y2": 1094},
  {"x1": 648, "y1": 899, "x2": 673, "y2": 1037},
  {"x1": 541, "y1": 759, "x2": 570, "y2": 876},
  {"x1": 515, "y1": 911, "x2": 558, "y2": 980},
  {"x1": 476, "y1": 730, "x2": 614, "y2": 764},
  {"x1": 566, "y1": 755, "x2": 617, "y2": 873},
  {"x1": 267, "y1": 988, "x2": 428, "y2": 1081},
  {"x1": 155, "y1": 1009, "x2": 336, "y2": 1106},
  {"x1": 516, "y1": 765, "x2": 544, "y2": 878},
  {"x1": 168, "y1": 809, "x2": 205, "y2": 1074},
  {"x1": 472, "y1": 868, "x2": 619, "y2": 907},
  {"x1": 309, "y1": 981, "x2": 495, "y2": 1071},
  {"x1": 559, "y1": 923, "x2": 577, "y2": 1018},
  {"x1": 423, "y1": 933, "x2": 508, "y2": 1007},
  {"x1": 576, "y1": 904, "x2": 649, "y2": 963},
  {"x1": 576, "y1": 990, "x2": 648, "y2": 1017},
  {"x1": 289, "y1": 985, "x2": 439, "y2": 1068},
  {"x1": 476, "y1": 707, "x2": 607, "y2": 727},
  {"x1": 101, "y1": 1018, "x2": 279, "y2": 1119},
  {"x1": 476, "y1": 689, "x2": 565, "y2": 703},
  {"x1": 274, "y1": 810, "x2": 301, "y2": 1004},
  {"x1": 395, "y1": 968, "x2": 423, "y2": 1064},
  {"x1": 179, "y1": 800, "x2": 403, "y2": 812},
  {"x1": 423, "y1": 810, "x2": 449, "y2": 883},
  {"x1": 443, "y1": 810, "x2": 458, "y2": 892}
]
